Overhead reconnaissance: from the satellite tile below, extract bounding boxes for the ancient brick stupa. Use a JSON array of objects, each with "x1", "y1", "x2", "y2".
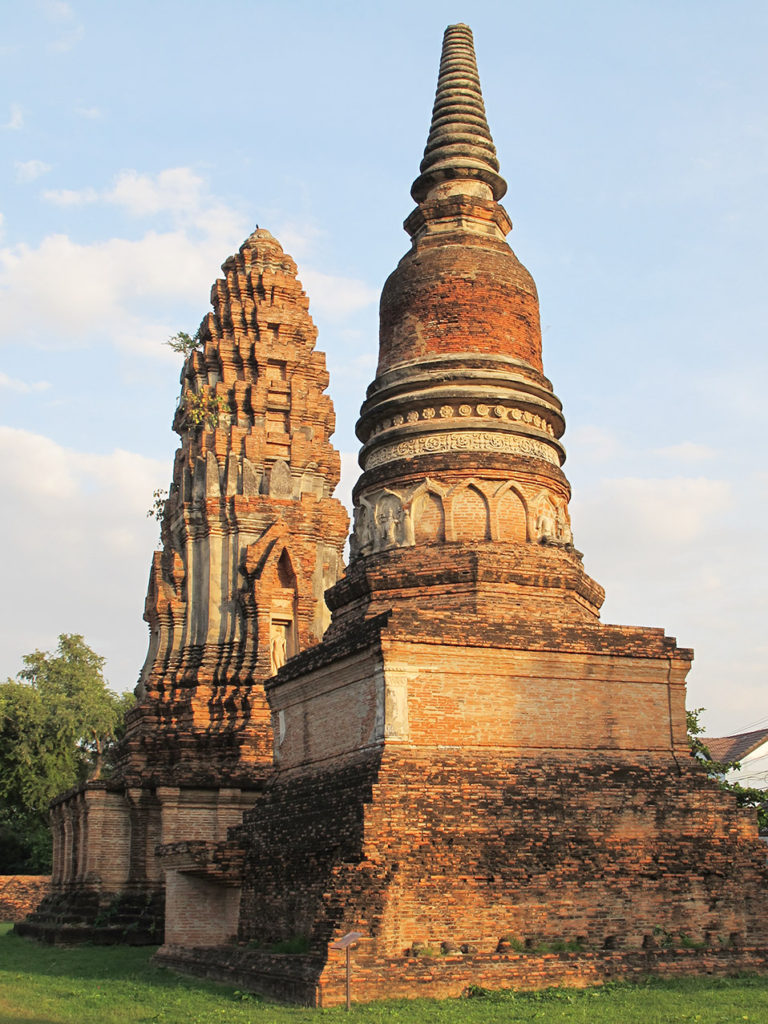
[
  {"x1": 18, "y1": 230, "x2": 348, "y2": 943},
  {"x1": 154, "y1": 24, "x2": 768, "y2": 1004}
]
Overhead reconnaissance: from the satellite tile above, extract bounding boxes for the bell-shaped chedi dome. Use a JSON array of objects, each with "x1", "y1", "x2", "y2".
[
  {"x1": 339, "y1": 24, "x2": 602, "y2": 625},
  {"x1": 378, "y1": 23, "x2": 541, "y2": 377}
]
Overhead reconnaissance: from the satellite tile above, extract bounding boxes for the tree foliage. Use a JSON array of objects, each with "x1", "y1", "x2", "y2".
[
  {"x1": 687, "y1": 707, "x2": 767, "y2": 831},
  {"x1": 0, "y1": 634, "x2": 134, "y2": 872},
  {"x1": 165, "y1": 329, "x2": 201, "y2": 356},
  {"x1": 182, "y1": 387, "x2": 227, "y2": 429}
]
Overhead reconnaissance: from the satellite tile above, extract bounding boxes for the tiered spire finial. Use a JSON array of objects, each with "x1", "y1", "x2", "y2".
[{"x1": 411, "y1": 23, "x2": 507, "y2": 202}]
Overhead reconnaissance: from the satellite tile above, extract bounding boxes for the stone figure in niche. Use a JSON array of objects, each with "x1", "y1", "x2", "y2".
[
  {"x1": 556, "y1": 506, "x2": 573, "y2": 545},
  {"x1": 400, "y1": 504, "x2": 415, "y2": 546},
  {"x1": 350, "y1": 504, "x2": 374, "y2": 560},
  {"x1": 376, "y1": 494, "x2": 403, "y2": 550},
  {"x1": 535, "y1": 502, "x2": 556, "y2": 543},
  {"x1": 270, "y1": 621, "x2": 288, "y2": 674}
]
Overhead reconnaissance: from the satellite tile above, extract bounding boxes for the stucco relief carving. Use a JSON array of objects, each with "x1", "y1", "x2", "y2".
[
  {"x1": 364, "y1": 431, "x2": 559, "y2": 470},
  {"x1": 555, "y1": 504, "x2": 573, "y2": 545},
  {"x1": 369, "y1": 405, "x2": 556, "y2": 439},
  {"x1": 349, "y1": 502, "x2": 375, "y2": 560},
  {"x1": 535, "y1": 501, "x2": 556, "y2": 543},
  {"x1": 374, "y1": 492, "x2": 413, "y2": 551},
  {"x1": 270, "y1": 623, "x2": 288, "y2": 673},
  {"x1": 349, "y1": 478, "x2": 571, "y2": 557},
  {"x1": 533, "y1": 492, "x2": 573, "y2": 547}
]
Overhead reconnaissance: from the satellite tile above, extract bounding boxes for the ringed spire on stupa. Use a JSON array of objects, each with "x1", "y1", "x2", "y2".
[
  {"x1": 344, "y1": 22, "x2": 596, "y2": 627},
  {"x1": 411, "y1": 23, "x2": 506, "y2": 202}
]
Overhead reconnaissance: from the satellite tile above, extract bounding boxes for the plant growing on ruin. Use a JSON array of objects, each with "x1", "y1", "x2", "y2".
[
  {"x1": 182, "y1": 387, "x2": 227, "y2": 430},
  {"x1": 166, "y1": 329, "x2": 202, "y2": 356},
  {"x1": 146, "y1": 487, "x2": 168, "y2": 523},
  {"x1": 146, "y1": 487, "x2": 169, "y2": 548}
]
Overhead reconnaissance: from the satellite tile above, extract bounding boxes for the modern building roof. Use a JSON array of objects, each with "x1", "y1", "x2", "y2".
[{"x1": 706, "y1": 728, "x2": 768, "y2": 765}]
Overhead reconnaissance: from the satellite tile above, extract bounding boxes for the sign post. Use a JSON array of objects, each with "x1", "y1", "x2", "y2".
[{"x1": 329, "y1": 931, "x2": 364, "y2": 1011}]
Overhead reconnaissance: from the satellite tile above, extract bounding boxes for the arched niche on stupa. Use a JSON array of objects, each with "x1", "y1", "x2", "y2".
[
  {"x1": 410, "y1": 481, "x2": 446, "y2": 545},
  {"x1": 494, "y1": 481, "x2": 529, "y2": 542},
  {"x1": 349, "y1": 499, "x2": 375, "y2": 560},
  {"x1": 447, "y1": 481, "x2": 490, "y2": 542}
]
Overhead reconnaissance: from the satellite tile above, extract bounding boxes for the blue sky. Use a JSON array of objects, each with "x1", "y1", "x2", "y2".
[{"x1": 1, "y1": 1, "x2": 766, "y2": 743}]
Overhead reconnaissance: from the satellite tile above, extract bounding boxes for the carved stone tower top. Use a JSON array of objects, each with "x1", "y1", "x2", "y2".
[
  {"x1": 338, "y1": 24, "x2": 603, "y2": 627},
  {"x1": 120, "y1": 229, "x2": 348, "y2": 786}
]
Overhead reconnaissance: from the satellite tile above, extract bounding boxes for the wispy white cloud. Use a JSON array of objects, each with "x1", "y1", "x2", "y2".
[
  {"x1": 49, "y1": 26, "x2": 84, "y2": 53},
  {"x1": 0, "y1": 426, "x2": 165, "y2": 689},
  {"x1": 575, "y1": 475, "x2": 732, "y2": 548},
  {"x1": 108, "y1": 167, "x2": 207, "y2": 218},
  {"x1": 43, "y1": 186, "x2": 99, "y2": 205},
  {"x1": 2, "y1": 104, "x2": 23, "y2": 131},
  {"x1": 301, "y1": 268, "x2": 378, "y2": 321},
  {"x1": 14, "y1": 167, "x2": 377, "y2": 359},
  {"x1": 0, "y1": 231, "x2": 239, "y2": 355},
  {"x1": 274, "y1": 220, "x2": 325, "y2": 261},
  {"x1": 568, "y1": 425, "x2": 621, "y2": 462},
  {"x1": 15, "y1": 159, "x2": 52, "y2": 183},
  {"x1": 653, "y1": 441, "x2": 716, "y2": 462},
  {"x1": 572, "y1": 471, "x2": 766, "y2": 733},
  {"x1": 43, "y1": 0, "x2": 84, "y2": 52},
  {"x1": 75, "y1": 105, "x2": 103, "y2": 120},
  {"x1": 42, "y1": 0, "x2": 74, "y2": 20},
  {"x1": 43, "y1": 167, "x2": 245, "y2": 238},
  {"x1": 2, "y1": 167, "x2": 253, "y2": 356},
  {"x1": 0, "y1": 372, "x2": 50, "y2": 393}
]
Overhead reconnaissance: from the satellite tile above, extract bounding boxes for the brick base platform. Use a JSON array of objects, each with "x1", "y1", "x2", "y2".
[
  {"x1": 155, "y1": 746, "x2": 768, "y2": 1005},
  {"x1": 154, "y1": 944, "x2": 768, "y2": 1006},
  {"x1": 15, "y1": 885, "x2": 164, "y2": 945}
]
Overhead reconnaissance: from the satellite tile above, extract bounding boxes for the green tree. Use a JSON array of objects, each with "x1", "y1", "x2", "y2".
[
  {"x1": 0, "y1": 634, "x2": 134, "y2": 872},
  {"x1": 687, "y1": 707, "x2": 767, "y2": 831}
]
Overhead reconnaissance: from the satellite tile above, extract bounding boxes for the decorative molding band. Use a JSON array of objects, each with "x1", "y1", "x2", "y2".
[{"x1": 363, "y1": 430, "x2": 560, "y2": 470}]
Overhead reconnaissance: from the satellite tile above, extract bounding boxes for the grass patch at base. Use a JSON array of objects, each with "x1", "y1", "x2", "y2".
[{"x1": 1, "y1": 923, "x2": 767, "y2": 1023}]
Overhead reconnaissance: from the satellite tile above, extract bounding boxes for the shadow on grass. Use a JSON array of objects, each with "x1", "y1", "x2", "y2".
[{"x1": 1, "y1": 923, "x2": 228, "y2": 994}]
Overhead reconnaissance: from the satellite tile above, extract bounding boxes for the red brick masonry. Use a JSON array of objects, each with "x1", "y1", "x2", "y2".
[{"x1": 0, "y1": 876, "x2": 50, "y2": 922}]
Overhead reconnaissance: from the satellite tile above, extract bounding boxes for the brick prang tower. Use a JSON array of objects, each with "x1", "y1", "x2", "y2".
[
  {"x1": 123, "y1": 228, "x2": 348, "y2": 785},
  {"x1": 155, "y1": 25, "x2": 768, "y2": 1004},
  {"x1": 19, "y1": 229, "x2": 348, "y2": 944}
]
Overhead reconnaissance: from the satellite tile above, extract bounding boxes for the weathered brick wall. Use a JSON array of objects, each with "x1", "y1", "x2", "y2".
[
  {"x1": 271, "y1": 588, "x2": 690, "y2": 773},
  {"x1": 0, "y1": 876, "x2": 50, "y2": 921},
  {"x1": 156, "y1": 943, "x2": 768, "y2": 1007},
  {"x1": 158, "y1": 747, "x2": 768, "y2": 1004},
  {"x1": 229, "y1": 749, "x2": 768, "y2": 958},
  {"x1": 234, "y1": 750, "x2": 383, "y2": 948},
  {"x1": 164, "y1": 870, "x2": 240, "y2": 946}
]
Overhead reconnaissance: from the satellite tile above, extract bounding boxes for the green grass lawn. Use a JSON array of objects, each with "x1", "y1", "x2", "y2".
[{"x1": 1, "y1": 923, "x2": 767, "y2": 1023}]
